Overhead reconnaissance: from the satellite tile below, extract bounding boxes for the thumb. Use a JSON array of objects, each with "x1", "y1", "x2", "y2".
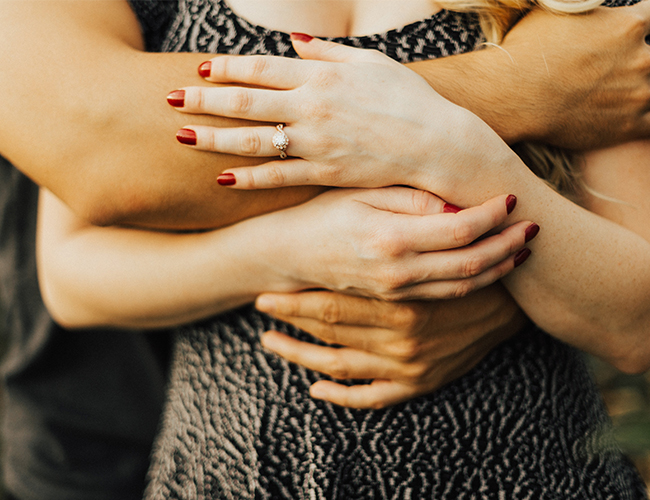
[{"x1": 290, "y1": 32, "x2": 390, "y2": 64}]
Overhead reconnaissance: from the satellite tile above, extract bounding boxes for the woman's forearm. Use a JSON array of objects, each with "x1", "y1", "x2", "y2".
[
  {"x1": 191, "y1": 38, "x2": 650, "y2": 372},
  {"x1": 36, "y1": 189, "x2": 301, "y2": 329},
  {"x1": 411, "y1": 123, "x2": 650, "y2": 373},
  {"x1": 37, "y1": 186, "x2": 532, "y2": 330}
]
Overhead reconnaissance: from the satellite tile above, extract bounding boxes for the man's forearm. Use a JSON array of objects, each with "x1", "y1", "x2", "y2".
[{"x1": 0, "y1": 0, "x2": 322, "y2": 230}]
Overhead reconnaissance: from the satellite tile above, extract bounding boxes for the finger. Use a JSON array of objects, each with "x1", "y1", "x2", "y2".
[
  {"x1": 352, "y1": 187, "x2": 446, "y2": 216},
  {"x1": 177, "y1": 125, "x2": 302, "y2": 158},
  {"x1": 214, "y1": 159, "x2": 329, "y2": 189},
  {"x1": 261, "y1": 331, "x2": 402, "y2": 379},
  {"x1": 256, "y1": 290, "x2": 412, "y2": 329},
  {"x1": 397, "y1": 194, "x2": 517, "y2": 252},
  {"x1": 387, "y1": 244, "x2": 532, "y2": 301},
  {"x1": 167, "y1": 86, "x2": 294, "y2": 122},
  {"x1": 200, "y1": 54, "x2": 310, "y2": 88},
  {"x1": 309, "y1": 380, "x2": 423, "y2": 410},
  {"x1": 290, "y1": 33, "x2": 392, "y2": 65},
  {"x1": 409, "y1": 219, "x2": 535, "y2": 281}
]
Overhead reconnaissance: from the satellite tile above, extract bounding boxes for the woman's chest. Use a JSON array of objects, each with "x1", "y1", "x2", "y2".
[{"x1": 224, "y1": 0, "x2": 440, "y2": 36}]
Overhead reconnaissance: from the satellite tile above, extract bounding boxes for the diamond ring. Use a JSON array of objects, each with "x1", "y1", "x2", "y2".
[{"x1": 272, "y1": 124, "x2": 289, "y2": 159}]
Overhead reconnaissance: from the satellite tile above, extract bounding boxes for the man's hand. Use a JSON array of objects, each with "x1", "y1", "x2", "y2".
[
  {"x1": 414, "y1": 2, "x2": 650, "y2": 149},
  {"x1": 255, "y1": 286, "x2": 527, "y2": 409}
]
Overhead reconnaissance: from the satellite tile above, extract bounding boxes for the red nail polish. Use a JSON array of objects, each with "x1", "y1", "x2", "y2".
[
  {"x1": 514, "y1": 248, "x2": 531, "y2": 268},
  {"x1": 176, "y1": 128, "x2": 196, "y2": 146},
  {"x1": 291, "y1": 32, "x2": 314, "y2": 43},
  {"x1": 506, "y1": 195, "x2": 517, "y2": 215},
  {"x1": 525, "y1": 223, "x2": 540, "y2": 243},
  {"x1": 217, "y1": 173, "x2": 236, "y2": 186},
  {"x1": 167, "y1": 90, "x2": 185, "y2": 107},
  {"x1": 443, "y1": 203, "x2": 462, "y2": 214},
  {"x1": 198, "y1": 61, "x2": 211, "y2": 78}
]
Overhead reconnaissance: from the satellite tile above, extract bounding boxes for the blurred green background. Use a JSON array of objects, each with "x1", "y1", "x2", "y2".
[{"x1": 589, "y1": 356, "x2": 650, "y2": 492}]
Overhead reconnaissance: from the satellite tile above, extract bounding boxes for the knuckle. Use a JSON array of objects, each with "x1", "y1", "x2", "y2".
[
  {"x1": 450, "y1": 280, "x2": 475, "y2": 299},
  {"x1": 451, "y1": 221, "x2": 475, "y2": 247},
  {"x1": 403, "y1": 362, "x2": 429, "y2": 380},
  {"x1": 462, "y1": 254, "x2": 488, "y2": 278},
  {"x1": 248, "y1": 56, "x2": 269, "y2": 80},
  {"x1": 388, "y1": 303, "x2": 422, "y2": 330},
  {"x1": 368, "y1": 398, "x2": 389, "y2": 410},
  {"x1": 239, "y1": 130, "x2": 262, "y2": 155},
  {"x1": 378, "y1": 266, "x2": 410, "y2": 292},
  {"x1": 320, "y1": 297, "x2": 342, "y2": 324},
  {"x1": 410, "y1": 189, "x2": 436, "y2": 214},
  {"x1": 229, "y1": 89, "x2": 253, "y2": 115},
  {"x1": 388, "y1": 338, "x2": 421, "y2": 361},
  {"x1": 264, "y1": 164, "x2": 286, "y2": 186},
  {"x1": 194, "y1": 87, "x2": 208, "y2": 110},
  {"x1": 327, "y1": 358, "x2": 351, "y2": 380}
]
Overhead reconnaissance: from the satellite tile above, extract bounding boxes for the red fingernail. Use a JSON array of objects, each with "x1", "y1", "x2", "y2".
[
  {"x1": 525, "y1": 223, "x2": 540, "y2": 243},
  {"x1": 514, "y1": 248, "x2": 531, "y2": 268},
  {"x1": 506, "y1": 194, "x2": 517, "y2": 215},
  {"x1": 198, "y1": 61, "x2": 211, "y2": 78},
  {"x1": 443, "y1": 203, "x2": 462, "y2": 214},
  {"x1": 291, "y1": 32, "x2": 314, "y2": 43},
  {"x1": 217, "y1": 173, "x2": 236, "y2": 186},
  {"x1": 176, "y1": 128, "x2": 196, "y2": 146},
  {"x1": 167, "y1": 89, "x2": 185, "y2": 107}
]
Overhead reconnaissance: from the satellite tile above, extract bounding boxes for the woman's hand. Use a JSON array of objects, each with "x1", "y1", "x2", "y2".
[
  {"x1": 256, "y1": 285, "x2": 527, "y2": 409},
  {"x1": 269, "y1": 188, "x2": 537, "y2": 301},
  {"x1": 167, "y1": 35, "x2": 505, "y2": 193}
]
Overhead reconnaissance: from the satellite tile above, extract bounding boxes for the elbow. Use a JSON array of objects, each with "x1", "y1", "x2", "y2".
[
  {"x1": 604, "y1": 319, "x2": 650, "y2": 375},
  {"x1": 39, "y1": 273, "x2": 97, "y2": 330},
  {"x1": 609, "y1": 348, "x2": 650, "y2": 375}
]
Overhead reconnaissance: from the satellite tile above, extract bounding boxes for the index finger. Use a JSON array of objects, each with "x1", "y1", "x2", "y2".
[
  {"x1": 256, "y1": 290, "x2": 417, "y2": 329},
  {"x1": 201, "y1": 54, "x2": 313, "y2": 89},
  {"x1": 309, "y1": 380, "x2": 424, "y2": 409}
]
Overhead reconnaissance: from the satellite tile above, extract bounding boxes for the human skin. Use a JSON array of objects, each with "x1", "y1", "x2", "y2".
[
  {"x1": 1, "y1": 1, "x2": 650, "y2": 229},
  {"x1": 169, "y1": 36, "x2": 650, "y2": 375},
  {"x1": 7, "y1": 0, "x2": 650, "y2": 406}
]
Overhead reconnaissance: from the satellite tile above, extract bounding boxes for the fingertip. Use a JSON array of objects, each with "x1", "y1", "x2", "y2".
[
  {"x1": 166, "y1": 89, "x2": 185, "y2": 108},
  {"x1": 176, "y1": 128, "x2": 197, "y2": 146},
  {"x1": 309, "y1": 382, "x2": 329, "y2": 400},
  {"x1": 524, "y1": 223, "x2": 540, "y2": 243},
  {"x1": 217, "y1": 172, "x2": 236, "y2": 186},
  {"x1": 514, "y1": 247, "x2": 531, "y2": 268},
  {"x1": 442, "y1": 202, "x2": 462, "y2": 214},
  {"x1": 255, "y1": 294, "x2": 277, "y2": 313},
  {"x1": 290, "y1": 32, "x2": 314, "y2": 43},
  {"x1": 260, "y1": 330, "x2": 283, "y2": 351},
  {"x1": 198, "y1": 61, "x2": 211, "y2": 78}
]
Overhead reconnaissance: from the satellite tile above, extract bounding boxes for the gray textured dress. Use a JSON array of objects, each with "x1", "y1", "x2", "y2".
[{"x1": 127, "y1": 1, "x2": 649, "y2": 498}]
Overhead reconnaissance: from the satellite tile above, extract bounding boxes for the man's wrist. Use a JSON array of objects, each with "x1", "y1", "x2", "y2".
[{"x1": 407, "y1": 48, "x2": 547, "y2": 144}]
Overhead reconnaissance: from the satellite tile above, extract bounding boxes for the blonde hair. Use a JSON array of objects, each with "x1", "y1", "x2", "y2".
[{"x1": 435, "y1": 0, "x2": 605, "y2": 200}]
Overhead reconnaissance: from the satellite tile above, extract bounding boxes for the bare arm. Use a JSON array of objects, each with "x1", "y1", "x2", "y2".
[
  {"x1": 0, "y1": 0, "x2": 322, "y2": 229},
  {"x1": 37, "y1": 187, "x2": 532, "y2": 329},
  {"x1": 412, "y1": 4, "x2": 650, "y2": 149},
  {"x1": 3, "y1": 1, "x2": 650, "y2": 229},
  {"x1": 194, "y1": 38, "x2": 650, "y2": 373}
]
